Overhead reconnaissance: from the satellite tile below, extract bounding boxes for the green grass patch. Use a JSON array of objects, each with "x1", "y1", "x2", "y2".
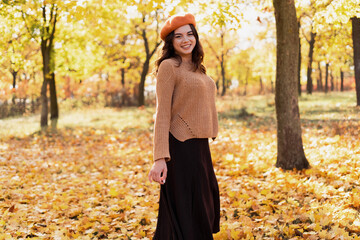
[
  {"x1": 0, "y1": 106, "x2": 154, "y2": 140},
  {"x1": 0, "y1": 91, "x2": 358, "y2": 139},
  {"x1": 217, "y1": 91, "x2": 358, "y2": 121}
]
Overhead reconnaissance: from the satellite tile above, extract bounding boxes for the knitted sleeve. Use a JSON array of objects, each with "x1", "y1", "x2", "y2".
[{"x1": 153, "y1": 60, "x2": 176, "y2": 161}]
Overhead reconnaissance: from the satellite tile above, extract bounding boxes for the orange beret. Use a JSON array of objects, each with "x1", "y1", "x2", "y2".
[{"x1": 160, "y1": 13, "x2": 196, "y2": 41}]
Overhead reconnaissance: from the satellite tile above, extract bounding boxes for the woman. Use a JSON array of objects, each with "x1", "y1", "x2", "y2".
[{"x1": 148, "y1": 13, "x2": 220, "y2": 240}]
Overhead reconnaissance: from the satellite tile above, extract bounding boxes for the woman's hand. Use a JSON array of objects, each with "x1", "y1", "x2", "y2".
[{"x1": 148, "y1": 159, "x2": 167, "y2": 185}]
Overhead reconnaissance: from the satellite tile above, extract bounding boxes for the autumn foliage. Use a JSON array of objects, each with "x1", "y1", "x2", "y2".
[{"x1": 0, "y1": 93, "x2": 359, "y2": 239}]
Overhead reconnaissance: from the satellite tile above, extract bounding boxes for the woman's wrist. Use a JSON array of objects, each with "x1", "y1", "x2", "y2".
[{"x1": 155, "y1": 158, "x2": 166, "y2": 163}]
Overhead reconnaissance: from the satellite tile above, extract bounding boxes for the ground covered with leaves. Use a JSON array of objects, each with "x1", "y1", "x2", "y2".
[{"x1": 0, "y1": 92, "x2": 359, "y2": 239}]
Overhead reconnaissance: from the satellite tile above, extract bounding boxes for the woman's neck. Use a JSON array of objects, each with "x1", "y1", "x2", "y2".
[{"x1": 180, "y1": 54, "x2": 192, "y2": 63}]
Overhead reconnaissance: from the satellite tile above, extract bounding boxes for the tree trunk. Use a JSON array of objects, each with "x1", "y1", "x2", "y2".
[
  {"x1": 351, "y1": 17, "x2": 360, "y2": 106},
  {"x1": 49, "y1": 72, "x2": 58, "y2": 119},
  {"x1": 31, "y1": 98, "x2": 35, "y2": 113},
  {"x1": 298, "y1": 21, "x2": 301, "y2": 96},
  {"x1": 20, "y1": 98, "x2": 26, "y2": 114},
  {"x1": 121, "y1": 68, "x2": 125, "y2": 88},
  {"x1": 340, "y1": 69, "x2": 344, "y2": 92},
  {"x1": 39, "y1": 84, "x2": 48, "y2": 127},
  {"x1": 49, "y1": 42, "x2": 58, "y2": 122},
  {"x1": 138, "y1": 58, "x2": 149, "y2": 106},
  {"x1": 12, "y1": 70, "x2": 17, "y2": 89},
  {"x1": 259, "y1": 77, "x2": 263, "y2": 94},
  {"x1": 273, "y1": 0, "x2": 309, "y2": 170},
  {"x1": 325, "y1": 62, "x2": 329, "y2": 93},
  {"x1": 318, "y1": 62, "x2": 323, "y2": 91},
  {"x1": 306, "y1": 31, "x2": 316, "y2": 94},
  {"x1": 40, "y1": 4, "x2": 57, "y2": 128},
  {"x1": 11, "y1": 70, "x2": 18, "y2": 105},
  {"x1": 138, "y1": 25, "x2": 160, "y2": 106},
  {"x1": 243, "y1": 67, "x2": 249, "y2": 96},
  {"x1": 220, "y1": 32, "x2": 227, "y2": 96},
  {"x1": 40, "y1": 41, "x2": 50, "y2": 128},
  {"x1": 330, "y1": 70, "x2": 334, "y2": 91},
  {"x1": 243, "y1": 79, "x2": 248, "y2": 96},
  {"x1": 221, "y1": 56, "x2": 226, "y2": 96}
]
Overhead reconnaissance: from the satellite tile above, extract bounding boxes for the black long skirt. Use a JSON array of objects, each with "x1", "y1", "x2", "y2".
[{"x1": 153, "y1": 133, "x2": 220, "y2": 240}]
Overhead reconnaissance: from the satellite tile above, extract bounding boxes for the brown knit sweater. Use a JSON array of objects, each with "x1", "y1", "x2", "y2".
[{"x1": 153, "y1": 58, "x2": 218, "y2": 161}]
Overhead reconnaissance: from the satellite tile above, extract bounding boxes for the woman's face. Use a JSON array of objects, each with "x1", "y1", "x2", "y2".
[{"x1": 172, "y1": 24, "x2": 196, "y2": 60}]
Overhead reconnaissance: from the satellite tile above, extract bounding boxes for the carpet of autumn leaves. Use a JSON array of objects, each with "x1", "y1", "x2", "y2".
[{"x1": 0, "y1": 92, "x2": 360, "y2": 239}]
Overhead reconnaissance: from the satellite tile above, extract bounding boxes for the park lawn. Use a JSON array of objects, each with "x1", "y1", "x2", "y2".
[{"x1": 0, "y1": 91, "x2": 359, "y2": 239}]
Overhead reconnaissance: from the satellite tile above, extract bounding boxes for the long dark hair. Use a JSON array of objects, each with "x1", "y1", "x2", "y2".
[{"x1": 155, "y1": 24, "x2": 206, "y2": 74}]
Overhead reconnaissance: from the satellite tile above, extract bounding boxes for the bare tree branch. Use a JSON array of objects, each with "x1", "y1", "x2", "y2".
[{"x1": 204, "y1": 38, "x2": 221, "y2": 62}]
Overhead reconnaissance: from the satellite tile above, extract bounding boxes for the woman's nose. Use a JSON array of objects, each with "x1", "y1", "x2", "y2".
[{"x1": 182, "y1": 36, "x2": 190, "y2": 42}]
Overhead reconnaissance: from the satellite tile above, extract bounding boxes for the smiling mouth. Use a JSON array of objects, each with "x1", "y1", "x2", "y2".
[{"x1": 181, "y1": 44, "x2": 192, "y2": 49}]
